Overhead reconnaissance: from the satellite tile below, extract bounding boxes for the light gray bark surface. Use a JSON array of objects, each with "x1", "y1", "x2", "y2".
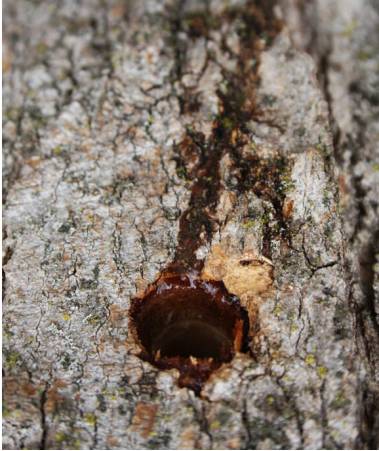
[{"x1": 2, "y1": 0, "x2": 378, "y2": 449}]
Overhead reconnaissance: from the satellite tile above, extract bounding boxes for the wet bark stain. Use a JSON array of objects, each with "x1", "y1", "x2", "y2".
[
  {"x1": 168, "y1": 0, "x2": 283, "y2": 273},
  {"x1": 131, "y1": 0, "x2": 285, "y2": 393}
]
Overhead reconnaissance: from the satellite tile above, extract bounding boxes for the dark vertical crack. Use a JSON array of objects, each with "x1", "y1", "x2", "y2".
[
  {"x1": 39, "y1": 384, "x2": 49, "y2": 450},
  {"x1": 318, "y1": 51, "x2": 341, "y2": 154},
  {"x1": 359, "y1": 383, "x2": 379, "y2": 449},
  {"x1": 241, "y1": 398, "x2": 254, "y2": 449},
  {"x1": 92, "y1": 414, "x2": 98, "y2": 449},
  {"x1": 355, "y1": 229, "x2": 379, "y2": 448},
  {"x1": 359, "y1": 230, "x2": 379, "y2": 337},
  {"x1": 166, "y1": 0, "x2": 188, "y2": 105},
  {"x1": 190, "y1": 399, "x2": 213, "y2": 448},
  {"x1": 2, "y1": 229, "x2": 13, "y2": 302}
]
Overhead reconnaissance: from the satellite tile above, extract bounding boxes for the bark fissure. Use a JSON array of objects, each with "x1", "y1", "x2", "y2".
[{"x1": 39, "y1": 385, "x2": 48, "y2": 450}]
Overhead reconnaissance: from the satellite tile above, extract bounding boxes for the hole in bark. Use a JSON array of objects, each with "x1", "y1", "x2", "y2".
[{"x1": 131, "y1": 275, "x2": 249, "y2": 393}]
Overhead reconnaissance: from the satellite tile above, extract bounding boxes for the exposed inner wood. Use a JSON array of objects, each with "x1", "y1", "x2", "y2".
[{"x1": 131, "y1": 275, "x2": 249, "y2": 393}]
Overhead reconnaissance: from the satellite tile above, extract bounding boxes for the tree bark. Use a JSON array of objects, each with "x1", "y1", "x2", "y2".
[{"x1": 3, "y1": 0, "x2": 378, "y2": 449}]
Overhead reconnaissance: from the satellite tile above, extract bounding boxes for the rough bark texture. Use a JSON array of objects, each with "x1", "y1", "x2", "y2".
[{"x1": 2, "y1": 0, "x2": 378, "y2": 449}]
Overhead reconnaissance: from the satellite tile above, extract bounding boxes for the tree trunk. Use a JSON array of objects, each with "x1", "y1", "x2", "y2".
[{"x1": 3, "y1": 0, "x2": 378, "y2": 449}]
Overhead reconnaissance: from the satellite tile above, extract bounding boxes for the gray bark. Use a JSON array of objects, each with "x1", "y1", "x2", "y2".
[{"x1": 2, "y1": 0, "x2": 378, "y2": 449}]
